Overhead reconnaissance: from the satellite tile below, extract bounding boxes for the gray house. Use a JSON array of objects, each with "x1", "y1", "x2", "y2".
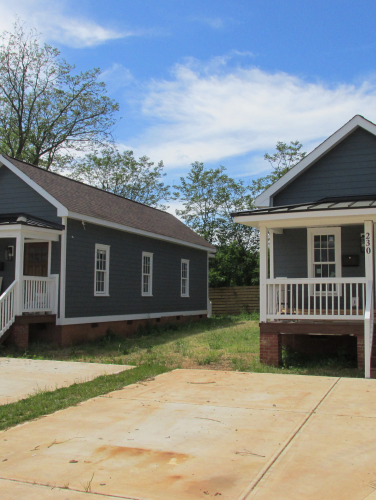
[
  {"x1": 0, "y1": 155, "x2": 215, "y2": 348},
  {"x1": 233, "y1": 115, "x2": 376, "y2": 378}
]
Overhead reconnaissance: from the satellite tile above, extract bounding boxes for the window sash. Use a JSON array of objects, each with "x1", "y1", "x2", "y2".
[
  {"x1": 94, "y1": 245, "x2": 110, "y2": 296},
  {"x1": 181, "y1": 260, "x2": 189, "y2": 296},
  {"x1": 142, "y1": 252, "x2": 153, "y2": 296}
]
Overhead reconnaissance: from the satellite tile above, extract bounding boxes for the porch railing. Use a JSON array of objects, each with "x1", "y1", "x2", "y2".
[
  {"x1": 22, "y1": 276, "x2": 58, "y2": 314},
  {"x1": 266, "y1": 278, "x2": 367, "y2": 320},
  {"x1": 0, "y1": 281, "x2": 16, "y2": 339},
  {"x1": 364, "y1": 280, "x2": 374, "y2": 379}
]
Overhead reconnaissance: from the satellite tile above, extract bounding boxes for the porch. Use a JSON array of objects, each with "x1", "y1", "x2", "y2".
[
  {"x1": 232, "y1": 196, "x2": 376, "y2": 378},
  {"x1": 0, "y1": 214, "x2": 64, "y2": 345}
]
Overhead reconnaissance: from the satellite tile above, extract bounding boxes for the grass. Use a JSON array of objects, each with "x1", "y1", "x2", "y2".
[
  {"x1": 0, "y1": 312, "x2": 363, "y2": 430},
  {"x1": 0, "y1": 363, "x2": 169, "y2": 431},
  {"x1": 1, "y1": 311, "x2": 362, "y2": 378}
]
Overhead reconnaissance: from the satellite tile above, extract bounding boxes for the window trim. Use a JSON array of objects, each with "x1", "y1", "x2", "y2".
[
  {"x1": 94, "y1": 244, "x2": 110, "y2": 297},
  {"x1": 181, "y1": 259, "x2": 190, "y2": 297},
  {"x1": 142, "y1": 252, "x2": 153, "y2": 296}
]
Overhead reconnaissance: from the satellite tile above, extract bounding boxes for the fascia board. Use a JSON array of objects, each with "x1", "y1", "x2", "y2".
[
  {"x1": 234, "y1": 206, "x2": 376, "y2": 228},
  {"x1": 68, "y1": 211, "x2": 216, "y2": 253},
  {"x1": 254, "y1": 116, "x2": 376, "y2": 207},
  {"x1": 0, "y1": 155, "x2": 69, "y2": 217}
]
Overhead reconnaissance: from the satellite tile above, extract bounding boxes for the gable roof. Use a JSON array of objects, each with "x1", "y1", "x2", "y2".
[
  {"x1": 255, "y1": 115, "x2": 376, "y2": 207},
  {"x1": 0, "y1": 154, "x2": 215, "y2": 252}
]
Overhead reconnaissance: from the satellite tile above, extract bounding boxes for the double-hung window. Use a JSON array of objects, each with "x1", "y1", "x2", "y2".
[
  {"x1": 181, "y1": 259, "x2": 189, "y2": 297},
  {"x1": 142, "y1": 252, "x2": 153, "y2": 296},
  {"x1": 308, "y1": 227, "x2": 341, "y2": 293},
  {"x1": 94, "y1": 244, "x2": 110, "y2": 296}
]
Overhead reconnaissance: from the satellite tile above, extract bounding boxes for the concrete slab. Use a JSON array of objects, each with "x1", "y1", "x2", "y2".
[
  {"x1": 1, "y1": 370, "x2": 375, "y2": 500},
  {"x1": 0, "y1": 358, "x2": 133, "y2": 405}
]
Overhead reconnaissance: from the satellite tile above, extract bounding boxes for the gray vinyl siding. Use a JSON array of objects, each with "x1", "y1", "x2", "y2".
[
  {"x1": 0, "y1": 165, "x2": 60, "y2": 224},
  {"x1": 273, "y1": 225, "x2": 365, "y2": 279},
  {"x1": 274, "y1": 229, "x2": 307, "y2": 278},
  {"x1": 65, "y1": 219, "x2": 208, "y2": 318},
  {"x1": 0, "y1": 238, "x2": 16, "y2": 292},
  {"x1": 273, "y1": 128, "x2": 376, "y2": 206}
]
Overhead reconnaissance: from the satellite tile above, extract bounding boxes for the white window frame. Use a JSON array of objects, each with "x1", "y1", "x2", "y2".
[
  {"x1": 181, "y1": 259, "x2": 190, "y2": 297},
  {"x1": 94, "y1": 244, "x2": 110, "y2": 296},
  {"x1": 142, "y1": 252, "x2": 153, "y2": 296},
  {"x1": 307, "y1": 227, "x2": 341, "y2": 294}
]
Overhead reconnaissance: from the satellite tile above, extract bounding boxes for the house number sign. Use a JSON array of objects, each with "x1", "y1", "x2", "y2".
[{"x1": 365, "y1": 232, "x2": 372, "y2": 254}]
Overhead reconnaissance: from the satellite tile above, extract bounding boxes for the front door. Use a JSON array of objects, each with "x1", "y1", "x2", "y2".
[{"x1": 24, "y1": 242, "x2": 49, "y2": 277}]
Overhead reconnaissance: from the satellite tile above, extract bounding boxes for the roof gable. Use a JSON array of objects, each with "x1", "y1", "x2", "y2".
[
  {"x1": 0, "y1": 154, "x2": 215, "y2": 251},
  {"x1": 255, "y1": 115, "x2": 376, "y2": 207}
]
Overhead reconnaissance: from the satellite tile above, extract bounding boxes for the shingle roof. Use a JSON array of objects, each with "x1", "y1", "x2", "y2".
[{"x1": 2, "y1": 155, "x2": 215, "y2": 251}]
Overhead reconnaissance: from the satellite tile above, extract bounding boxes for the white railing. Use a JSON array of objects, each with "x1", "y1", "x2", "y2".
[
  {"x1": 0, "y1": 281, "x2": 17, "y2": 339},
  {"x1": 364, "y1": 280, "x2": 374, "y2": 379},
  {"x1": 266, "y1": 278, "x2": 367, "y2": 320},
  {"x1": 22, "y1": 276, "x2": 57, "y2": 314}
]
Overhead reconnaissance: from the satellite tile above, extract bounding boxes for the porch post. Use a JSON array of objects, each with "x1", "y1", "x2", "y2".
[
  {"x1": 364, "y1": 220, "x2": 374, "y2": 378},
  {"x1": 14, "y1": 231, "x2": 24, "y2": 316},
  {"x1": 260, "y1": 226, "x2": 268, "y2": 322}
]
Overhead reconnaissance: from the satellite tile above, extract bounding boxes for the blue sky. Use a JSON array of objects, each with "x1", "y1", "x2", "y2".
[{"x1": 2, "y1": 0, "x2": 376, "y2": 201}]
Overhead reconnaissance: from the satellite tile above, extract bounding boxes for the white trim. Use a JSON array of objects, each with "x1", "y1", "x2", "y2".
[
  {"x1": 269, "y1": 231, "x2": 274, "y2": 279},
  {"x1": 259, "y1": 226, "x2": 268, "y2": 322},
  {"x1": 0, "y1": 155, "x2": 69, "y2": 217},
  {"x1": 234, "y1": 207, "x2": 376, "y2": 229},
  {"x1": 68, "y1": 212, "x2": 215, "y2": 253},
  {"x1": 60, "y1": 309, "x2": 208, "y2": 326},
  {"x1": 58, "y1": 217, "x2": 67, "y2": 322},
  {"x1": 94, "y1": 243, "x2": 110, "y2": 297},
  {"x1": 255, "y1": 116, "x2": 376, "y2": 207},
  {"x1": 307, "y1": 227, "x2": 342, "y2": 280},
  {"x1": 142, "y1": 252, "x2": 153, "y2": 296},
  {"x1": 181, "y1": 259, "x2": 190, "y2": 297},
  {"x1": 0, "y1": 224, "x2": 61, "y2": 240}
]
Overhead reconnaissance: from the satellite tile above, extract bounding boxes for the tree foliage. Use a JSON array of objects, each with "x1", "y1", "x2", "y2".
[
  {"x1": 252, "y1": 140, "x2": 306, "y2": 197},
  {"x1": 0, "y1": 21, "x2": 118, "y2": 169},
  {"x1": 68, "y1": 147, "x2": 171, "y2": 210},
  {"x1": 173, "y1": 161, "x2": 259, "y2": 286}
]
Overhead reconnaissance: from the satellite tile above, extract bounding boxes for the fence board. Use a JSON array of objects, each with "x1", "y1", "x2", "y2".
[{"x1": 209, "y1": 286, "x2": 259, "y2": 316}]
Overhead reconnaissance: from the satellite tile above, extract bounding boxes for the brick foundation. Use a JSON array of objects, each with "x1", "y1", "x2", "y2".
[
  {"x1": 8, "y1": 323, "x2": 29, "y2": 349},
  {"x1": 260, "y1": 321, "x2": 365, "y2": 370},
  {"x1": 11, "y1": 314, "x2": 207, "y2": 348}
]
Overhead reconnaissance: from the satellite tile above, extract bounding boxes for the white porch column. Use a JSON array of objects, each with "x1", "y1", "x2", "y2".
[
  {"x1": 259, "y1": 226, "x2": 268, "y2": 322},
  {"x1": 14, "y1": 231, "x2": 24, "y2": 316},
  {"x1": 364, "y1": 220, "x2": 374, "y2": 379}
]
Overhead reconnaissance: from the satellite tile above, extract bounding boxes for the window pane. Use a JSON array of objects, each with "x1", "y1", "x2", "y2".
[
  {"x1": 314, "y1": 235, "x2": 320, "y2": 248},
  {"x1": 314, "y1": 249, "x2": 320, "y2": 262},
  {"x1": 315, "y1": 265, "x2": 322, "y2": 277},
  {"x1": 328, "y1": 249, "x2": 335, "y2": 262},
  {"x1": 322, "y1": 264, "x2": 329, "y2": 278},
  {"x1": 328, "y1": 235, "x2": 335, "y2": 248},
  {"x1": 329, "y1": 264, "x2": 336, "y2": 277},
  {"x1": 143, "y1": 275, "x2": 149, "y2": 293},
  {"x1": 321, "y1": 235, "x2": 327, "y2": 246},
  {"x1": 321, "y1": 249, "x2": 327, "y2": 262}
]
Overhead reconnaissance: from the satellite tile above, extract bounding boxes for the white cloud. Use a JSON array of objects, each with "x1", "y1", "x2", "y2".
[
  {"x1": 130, "y1": 58, "x2": 376, "y2": 174},
  {"x1": 0, "y1": 0, "x2": 135, "y2": 48},
  {"x1": 190, "y1": 17, "x2": 224, "y2": 29}
]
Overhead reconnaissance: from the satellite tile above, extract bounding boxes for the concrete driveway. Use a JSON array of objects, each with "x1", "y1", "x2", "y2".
[
  {"x1": 0, "y1": 358, "x2": 133, "y2": 404},
  {"x1": 0, "y1": 369, "x2": 376, "y2": 499}
]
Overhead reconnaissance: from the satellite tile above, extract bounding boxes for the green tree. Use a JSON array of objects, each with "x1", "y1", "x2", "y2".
[
  {"x1": 173, "y1": 161, "x2": 259, "y2": 286},
  {"x1": 69, "y1": 147, "x2": 171, "y2": 210},
  {"x1": 0, "y1": 21, "x2": 118, "y2": 169},
  {"x1": 252, "y1": 141, "x2": 306, "y2": 197}
]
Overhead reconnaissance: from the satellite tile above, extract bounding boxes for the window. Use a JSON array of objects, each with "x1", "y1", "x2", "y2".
[
  {"x1": 94, "y1": 244, "x2": 110, "y2": 296},
  {"x1": 142, "y1": 252, "x2": 153, "y2": 296},
  {"x1": 307, "y1": 227, "x2": 341, "y2": 292},
  {"x1": 181, "y1": 259, "x2": 189, "y2": 297}
]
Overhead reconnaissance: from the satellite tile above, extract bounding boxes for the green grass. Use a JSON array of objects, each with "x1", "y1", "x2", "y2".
[
  {"x1": 0, "y1": 363, "x2": 169, "y2": 431},
  {"x1": 0, "y1": 312, "x2": 363, "y2": 430}
]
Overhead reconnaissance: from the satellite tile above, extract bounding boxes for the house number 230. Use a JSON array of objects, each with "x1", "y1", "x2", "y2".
[{"x1": 366, "y1": 232, "x2": 372, "y2": 254}]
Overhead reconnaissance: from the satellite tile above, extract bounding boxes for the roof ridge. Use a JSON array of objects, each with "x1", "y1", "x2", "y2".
[{"x1": 1, "y1": 153, "x2": 171, "y2": 216}]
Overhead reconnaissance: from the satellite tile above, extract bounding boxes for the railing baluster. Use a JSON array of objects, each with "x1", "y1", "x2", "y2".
[{"x1": 350, "y1": 283, "x2": 353, "y2": 317}]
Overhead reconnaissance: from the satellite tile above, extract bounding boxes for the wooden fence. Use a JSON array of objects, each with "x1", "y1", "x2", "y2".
[{"x1": 209, "y1": 286, "x2": 260, "y2": 316}]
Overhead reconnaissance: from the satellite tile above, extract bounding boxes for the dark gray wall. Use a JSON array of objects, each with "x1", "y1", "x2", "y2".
[
  {"x1": 0, "y1": 166, "x2": 60, "y2": 223},
  {"x1": 273, "y1": 128, "x2": 376, "y2": 206},
  {"x1": 274, "y1": 229, "x2": 307, "y2": 278},
  {"x1": 65, "y1": 219, "x2": 208, "y2": 318},
  {"x1": 273, "y1": 225, "x2": 365, "y2": 278},
  {"x1": 0, "y1": 238, "x2": 16, "y2": 292}
]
